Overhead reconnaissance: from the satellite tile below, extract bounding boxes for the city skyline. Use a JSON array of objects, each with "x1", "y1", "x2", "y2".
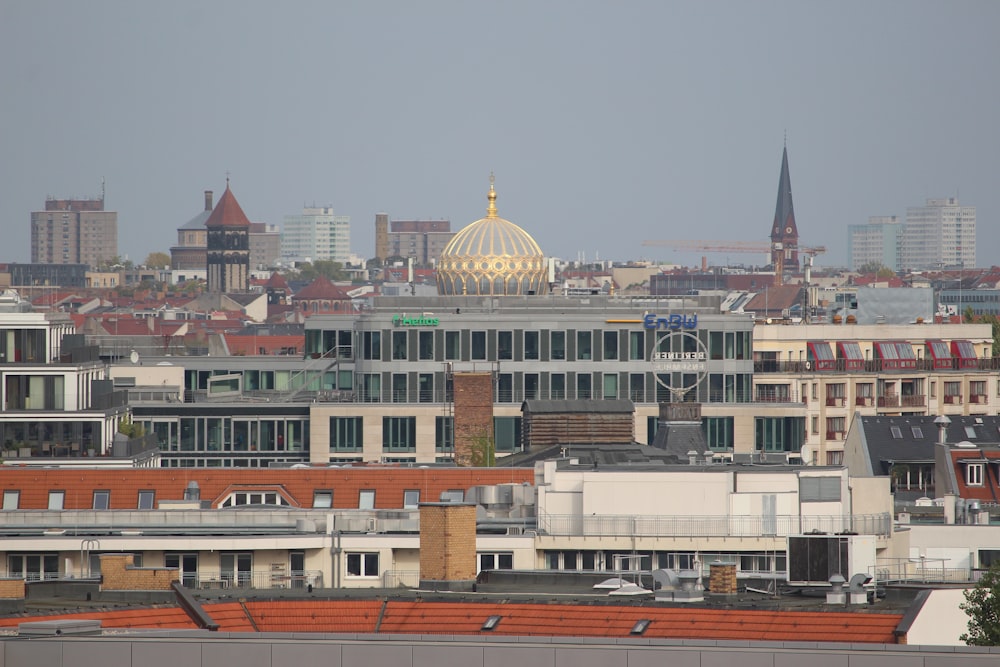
[{"x1": 2, "y1": 1, "x2": 998, "y2": 268}]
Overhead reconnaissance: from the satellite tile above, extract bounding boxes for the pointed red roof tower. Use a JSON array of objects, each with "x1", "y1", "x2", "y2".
[
  {"x1": 205, "y1": 181, "x2": 251, "y2": 293},
  {"x1": 770, "y1": 145, "x2": 800, "y2": 283}
]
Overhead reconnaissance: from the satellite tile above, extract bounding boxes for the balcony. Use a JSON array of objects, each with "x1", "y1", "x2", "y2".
[
  {"x1": 901, "y1": 394, "x2": 926, "y2": 407},
  {"x1": 877, "y1": 395, "x2": 900, "y2": 408},
  {"x1": 825, "y1": 396, "x2": 845, "y2": 407},
  {"x1": 944, "y1": 395, "x2": 962, "y2": 405},
  {"x1": 856, "y1": 396, "x2": 874, "y2": 407},
  {"x1": 825, "y1": 431, "x2": 845, "y2": 441},
  {"x1": 971, "y1": 394, "x2": 988, "y2": 405}
]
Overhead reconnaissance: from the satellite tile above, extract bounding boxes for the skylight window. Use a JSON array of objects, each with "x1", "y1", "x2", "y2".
[
  {"x1": 911, "y1": 427, "x2": 923, "y2": 439},
  {"x1": 965, "y1": 426, "x2": 977, "y2": 439},
  {"x1": 890, "y1": 426, "x2": 902, "y2": 439}
]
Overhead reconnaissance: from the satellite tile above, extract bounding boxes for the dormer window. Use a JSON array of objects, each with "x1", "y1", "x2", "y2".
[{"x1": 966, "y1": 463, "x2": 984, "y2": 487}]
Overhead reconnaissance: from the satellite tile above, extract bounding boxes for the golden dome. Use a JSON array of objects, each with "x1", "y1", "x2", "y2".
[{"x1": 437, "y1": 176, "x2": 548, "y2": 296}]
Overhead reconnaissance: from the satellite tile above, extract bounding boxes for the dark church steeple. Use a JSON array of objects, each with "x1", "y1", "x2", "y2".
[{"x1": 770, "y1": 144, "x2": 799, "y2": 277}]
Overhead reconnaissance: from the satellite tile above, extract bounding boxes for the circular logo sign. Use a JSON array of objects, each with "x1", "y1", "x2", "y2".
[{"x1": 650, "y1": 331, "x2": 708, "y2": 395}]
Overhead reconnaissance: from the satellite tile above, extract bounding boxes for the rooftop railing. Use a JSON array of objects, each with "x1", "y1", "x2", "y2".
[{"x1": 537, "y1": 511, "x2": 892, "y2": 538}]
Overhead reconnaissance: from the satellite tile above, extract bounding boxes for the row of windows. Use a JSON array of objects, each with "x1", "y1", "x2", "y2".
[
  {"x1": 356, "y1": 371, "x2": 754, "y2": 405},
  {"x1": 2, "y1": 489, "x2": 155, "y2": 511},
  {"x1": 0, "y1": 487, "x2": 467, "y2": 511},
  {"x1": 330, "y1": 416, "x2": 521, "y2": 454},
  {"x1": 539, "y1": 550, "x2": 786, "y2": 574},
  {"x1": 315, "y1": 327, "x2": 752, "y2": 364}
]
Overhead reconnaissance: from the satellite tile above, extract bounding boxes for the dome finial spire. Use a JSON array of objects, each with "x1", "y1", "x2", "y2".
[{"x1": 486, "y1": 171, "x2": 498, "y2": 219}]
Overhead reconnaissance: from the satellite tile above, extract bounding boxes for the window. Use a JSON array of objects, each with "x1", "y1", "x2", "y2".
[
  {"x1": 440, "y1": 489, "x2": 464, "y2": 502},
  {"x1": 577, "y1": 331, "x2": 592, "y2": 360},
  {"x1": 313, "y1": 490, "x2": 333, "y2": 508},
  {"x1": 137, "y1": 490, "x2": 155, "y2": 510},
  {"x1": 494, "y1": 416, "x2": 522, "y2": 453},
  {"x1": 435, "y1": 416, "x2": 454, "y2": 452},
  {"x1": 330, "y1": 417, "x2": 363, "y2": 451},
  {"x1": 362, "y1": 331, "x2": 381, "y2": 360},
  {"x1": 825, "y1": 417, "x2": 846, "y2": 439},
  {"x1": 524, "y1": 373, "x2": 539, "y2": 400},
  {"x1": 403, "y1": 489, "x2": 420, "y2": 509},
  {"x1": 498, "y1": 331, "x2": 513, "y2": 360},
  {"x1": 392, "y1": 331, "x2": 408, "y2": 360},
  {"x1": 359, "y1": 489, "x2": 376, "y2": 510},
  {"x1": 577, "y1": 373, "x2": 592, "y2": 399},
  {"x1": 603, "y1": 373, "x2": 618, "y2": 399},
  {"x1": 911, "y1": 426, "x2": 924, "y2": 439},
  {"x1": 551, "y1": 331, "x2": 566, "y2": 360},
  {"x1": 524, "y1": 331, "x2": 539, "y2": 360},
  {"x1": 221, "y1": 491, "x2": 289, "y2": 507},
  {"x1": 418, "y1": 373, "x2": 433, "y2": 402},
  {"x1": 391, "y1": 373, "x2": 408, "y2": 402},
  {"x1": 91, "y1": 490, "x2": 110, "y2": 510},
  {"x1": 383, "y1": 416, "x2": 416, "y2": 452},
  {"x1": 890, "y1": 426, "x2": 903, "y2": 439},
  {"x1": 550, "y1": 373, "x2": 566, "y2": 399},
  {"x1": 630, "y1": 331, "x2": 645, "y2": 360},
  {"x1": 702, "y1": 417, "x2": 733, "y2": 451},
  {"x1": 478, "y1": 553, "x2": 514, "y2": 572},
  {"x1": 966, "y1": 463, "x2": 984, "y2": 487},
  {"x1": 48, "y1": 491, "x2": 65, "y2": 510},
  {"x1": 603, "y1": 331, "x2": 618, "y2": 360},
  {"x1": 346, "y1": 552, "x2": 379, "y2": 577},
  {"x1": 418, "y1": 330, "x2": 434, "y2": 360},
  {"x1": 755, "y1": 416, "x2": 805, "y2": 453},
  {"x1": 3, "y1": 490, "x2": 19, "y2": 510},
  {"x1": 471, "y1": 331, "x2": 487, "y2": 360},
  {"x1": 811, "y1": 416, "x2": 819, "y2": 434}
]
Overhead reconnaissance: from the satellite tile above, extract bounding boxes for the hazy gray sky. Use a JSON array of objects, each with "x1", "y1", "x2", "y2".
[{"x1": 2, "y1": 0, "x2": 998, "y2": 268}]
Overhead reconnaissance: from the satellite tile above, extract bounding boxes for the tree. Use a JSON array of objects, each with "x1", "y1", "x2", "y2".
[
  {"x1": 144, "y1": 251, "x2": 171, "y2": 269},
  {"x1": 960, "y1": 562, "x2": 1000, "y2": 645},
  {"x1": 857, "y1": 262, "x2": 893, "y2": 277},
  {"x1": 117, "y1": 414, "x2": 145, "y2": 439}
]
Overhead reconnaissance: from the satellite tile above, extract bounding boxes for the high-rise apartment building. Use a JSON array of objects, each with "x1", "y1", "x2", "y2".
[
  {"x1": 847, "y1": 216, "x2": 902, "y2": 272},
  {"x1": 901, "y1": 198, "x2": 975, "y2": 271},
  {"x1": 30, "y1": 196, "x2": 118, "y2": 268},
  {"x1": 374, "y1": 214, "x2": 453, "y2": 266},
  {"x1": 281, "y1": 207, "x2": 350, "y2": 265}
]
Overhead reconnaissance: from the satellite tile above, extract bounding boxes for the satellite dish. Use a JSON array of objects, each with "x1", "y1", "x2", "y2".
[{"x1": 129, "y1": 350, "x2": 139, "y2": 364}]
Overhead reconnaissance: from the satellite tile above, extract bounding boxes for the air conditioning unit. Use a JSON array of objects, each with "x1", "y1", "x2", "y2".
[
  {"x1": 366, "y1": 518, "x2": 379, "y2": 533},
  {"x1": 506, "y1": 526, "x2": 523, "y2": 536}
]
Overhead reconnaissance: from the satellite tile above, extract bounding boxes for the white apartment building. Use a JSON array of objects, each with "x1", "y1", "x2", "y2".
[
  {"x1": 847, "y1": 216, "x2": 902, "y2": 272},
  {"x1": 281, "y1": 207, "x2": 350, "y2": 265},
  {"x1": 901, "y1": 198, "x2": 976, "y2": 271}
]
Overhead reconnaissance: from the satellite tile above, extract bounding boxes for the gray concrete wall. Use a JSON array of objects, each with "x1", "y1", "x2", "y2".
[{"x1": 3, "y1": 634, "x2": 1000, "y2": 667}]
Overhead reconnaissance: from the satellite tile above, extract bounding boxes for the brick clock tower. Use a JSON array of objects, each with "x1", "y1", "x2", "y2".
[{"x1": 205, "y1": 180, "x2": 251, "y2": 293}]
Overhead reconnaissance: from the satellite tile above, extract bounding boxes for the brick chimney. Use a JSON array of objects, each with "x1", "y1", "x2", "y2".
[
  {"x1": 204, "y1": 190, "x2": 214, "y2": 211},
  {"x1": 453, "y1": 372, "x2": 494, "y2": 466},
  {"x1": 418, "y1": 502, "x2": 477, "y2": 591}
]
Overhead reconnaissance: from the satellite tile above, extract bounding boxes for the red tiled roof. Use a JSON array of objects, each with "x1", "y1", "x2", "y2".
[
  {"x1": 950, "y1": 449, "x2": 1000, "y2": 503},
  {"x1": 0, "y1": 599, "x2": 903, "y2": 643},
  {"x1": 264, "y1": 272, "x2": 290, "y2": 290},
  {"x1": 291, "y1": 276, "x2": 352, "y2": 301},
  {"x1": 0, "y1": 606, "x2": 196, "y2": 630},
  {"x1": 237, "y1": 600, "x2": 381, "y2": 633},
  {"x1": 224, "y1": 333, "x2": 303, "y2": 356},
  {"x1": 377, "y1": 601, "x2": 901, "y2": 643},
  {"x1": 204, "y1": 185, "x2": 251, "y2": 228},
  {"x1": 0, "y1": 468, "x2": 534, "y2": 510}
]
